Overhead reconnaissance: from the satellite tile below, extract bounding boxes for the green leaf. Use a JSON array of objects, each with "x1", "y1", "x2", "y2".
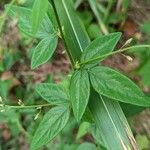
[
  {"x1": 89, "y1": 66, "x2": 150, "y2": 106},
  {"x1": 35, "y1": 15, "x2": 56, "y2": 39},
  {"x1": 87, "y1": 23, "x2": 102, "y2": 39},
  {"x1": 88, "y1": 0, "x2": 108, "y2": 34},
  {"x1": 136, "y1": 134, "x2": 150, "y2": 150},
  {"x1": 92, "y1": 126, "x2": 106, "y2": 148},
  {"x1": 141, "y1": 21, "x2": 150, "y2": 36},
  {"x1": 63, "y1": 144, "x2": 78, "y2": 150},
  {"x1": 77, "y1": 10, "x2": 93, "y2": 26},
  {"x1": 52, "y1": 0, "x2": 90, "y2": 65},
  {"x1": 31, "y1": 0, "x2": 49, "y2": 34},
  {"x1": 31, "y1": 36, "x2": 58, "y2": 69},
  {"x1": 0, "y1": 62, "x2": 4, "y2": 72},
  {"x1": 47, "y1": 3, "x2": 58, "y2": 31},
  {"x1": 6, "y1": 4, "x2": 30, "y2": 17},
  {"x1": 81, "y1": 32, "x2": 121, "y2": 64},
  {"x1": 76, "y1": 122, "x2": 90, "y2": 140},
  {"x1": 6, "y1": 5, "x2": 33, "y2": 36},
  {"x1": 121, "y1": 103, "x2": 145, "y2": 117},
  {"x1": 35, "y1": 83, "x2": 68, "y2": 105},
  {"x1": 89, "y1": 93, "x2": 138, "y2": 150},
  {"x1": 77, "y1": 142, "x2": 97, "y2": 150},
  {"x1": 82, "y1": 107, "x2": 94, "y2": 123},
  {"x1": 138, "y1": 59, "x2": 150, "y2": 86},
  {"x1": 6, "y1": 5, "x2": 55, "y2": 38},
  {"x1": 0, "y1": 80, "x2": 12, "y2": 99},
  {"x1": 70, "y1": 69, "x2": 90, "y2": 121},
  {"x1": 31, "y1": 106, "x2": 70, "y2": 150}
]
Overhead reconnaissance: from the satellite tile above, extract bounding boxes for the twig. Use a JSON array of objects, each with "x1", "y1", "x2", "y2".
[
  {"x1": 5, "y1": 103, "x2": 52, "y2": 109},
  {"x1": 79, "y1": 45, "x2": 150, "y2": 66}
]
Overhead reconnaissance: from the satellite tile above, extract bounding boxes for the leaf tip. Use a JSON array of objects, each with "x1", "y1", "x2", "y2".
[{"x1": 31, "y1": 61, "x2": 38, "y2": 70}]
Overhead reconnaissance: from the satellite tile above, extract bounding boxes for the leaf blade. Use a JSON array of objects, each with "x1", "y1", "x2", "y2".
[
  {"x1": 89, "y1": 92, "x2": 137, "y2": 150},
  {"x1": 81, "y1": 32, "x2": 121, "y2": 64},
  {"x1": 70, "y1": 69, "x2": 90, "y2": 121},
  {"x1": 6, "y1": 5, "x2": 55, "y2": 38},
  {"x1": 35, "y1": 83, "x2": 68, "y2": 105},
  {"x1": 31, "y1": 106, "x2": 70, "y2": 150},
  {"x1": 77, "y1": 142, "x2": 97, "y2": 150},
  {"x1": 90, "y1": 66, "x2": 150, "y2": 106},
  {"x1": 53, "y1": 0, "x2": 90, "y2": 64},
  {"x1": 31, "y1": 36, "x2": 58, "y2": 69},
  {"x1": 31, "y1": 0, "x2": 49, "y2": 34}
]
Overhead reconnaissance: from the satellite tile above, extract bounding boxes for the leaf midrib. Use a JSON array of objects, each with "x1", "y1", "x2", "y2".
[
  {"x1": 62, "y1": 0, "x2": 83, "y2": 52},
  {"x1": 32, "y1": 35, "x2": 56, "y2": 68},
  {"x1": 33, "y1": 107, "x2": 69, "y2": 146},
  {"x1": 82, "y1": 34, "x2": 119, "y2": 62},
  {"x1": 99, "y1": 95, "x2": 127, "y2": 149}
]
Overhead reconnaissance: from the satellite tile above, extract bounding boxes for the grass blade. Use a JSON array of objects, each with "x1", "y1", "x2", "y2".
[
  {"x1": 52, "y1": 0, "x2": 90, "y2": 65},
  {"x1": 88, "y1": 0, "x2": 108, "y2": 34},
  {"x1": 89, "y1": 92, "x2": 138, "y2": 150}
]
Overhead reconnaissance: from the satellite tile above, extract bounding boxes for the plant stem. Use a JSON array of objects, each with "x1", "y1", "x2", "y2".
[
  {"x1": 51, "y1": 0, "x2": 76, "y2": 66},
  {"x1": 79, "y1": 45, "x2": 150, "y2": 66},
  {"x1": 16, "y1": 119, "x2": 31, "y2": 139},
  {"x1": 88, "y1": 0, "x2": 108, "y2": 35},
  {"x1": 97, "y1": 3, "x2": 106, "y2": 14},
  {"x1": 5, "y1": 103, "x2": 52, "y2": 109},
  {"x1": 104, "y1": 0, "x2": 114, "y2": 23}
]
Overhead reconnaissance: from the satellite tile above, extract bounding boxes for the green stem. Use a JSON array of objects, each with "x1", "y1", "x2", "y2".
[
  {"x1": 6, "y1": 103, "x2": 51, "y2": 109},
  {"x1": 51, "y1": 0, "x2": 76, "y2": 66},
  {"x1": 79, "y1": 45, "x2": 150, "y2": 66},
  {"x1": 88, "y1": 0, "x2": 108, "y2": 35},
  {"x1": 16, "y1": 120, "x2": 31, "y2": 139},
  {"x1": 97, "y1": 3, "x2": 106, "y2": 14},
  {"x1": 104, "y1": 0, "x2": 114, "y2": 23}
]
